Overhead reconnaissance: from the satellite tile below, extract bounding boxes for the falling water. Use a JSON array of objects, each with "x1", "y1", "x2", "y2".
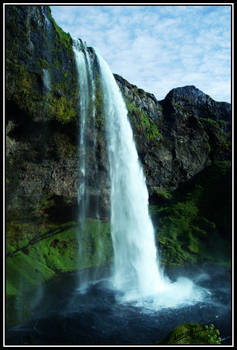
[
  {"x1": 73, "y1": 40, "x2": 91, "y2": 291},
  {"x1": 73, "y1": 40, "x2": 108, "y2": 290},
  {"x1": 73, "y1": 39, "x2": 101, "y2": 222},
  {"x1": 83, "y1": 45, "x2": 100, "y2": 220},
  {"x1": 73, "y1": 40, "x2": 208, "y2": 307},
  {"x1": 42, "y1": 69, "x2": 51, "y2": 92},
  {"x1": 96, "y1": 52, "x2": 208, "y2": 307},
  {"x1": 96, "y1": 52, "x2": 166, "y2": 297},
  {"x1": 73, "y1": 41, "x2": 89, "y2": 225}
]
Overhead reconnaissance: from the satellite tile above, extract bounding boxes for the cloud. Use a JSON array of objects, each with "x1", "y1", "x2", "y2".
[{"x1": 50, "y1": 5, "x2": 231, "y2": 102}]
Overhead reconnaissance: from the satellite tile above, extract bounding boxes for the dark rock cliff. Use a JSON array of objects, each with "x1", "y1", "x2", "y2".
[
  {"x1": 5, "y1": 5, "x2": 110, "y2": 224},
  {"x1": 5, "y1": 4, "x2": 231, "y2": 221},
  {"x1": 115, "y1": 75, "x2": 231, "y2": 200}
]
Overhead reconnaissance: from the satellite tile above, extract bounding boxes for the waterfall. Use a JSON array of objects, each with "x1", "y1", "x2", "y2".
[
  {"x1": 73, "y1": 40, "x2": 108, "y2": 291},
  {"x1": 73, "y1": 41, "x2": 89, "y2": 226},
  {"x1": 73, "y1": 40, "x2": 100, "y2": 223},
  {"x1": 42, "y1": 69, "x2": 51, "y2": 92},
  {"x1": 96, "y1": 52, "x2": 166, "y2": 298},
  {"x1": 73, "y1": 40, "x2": 208, "y2": 308},
  {"x1": 73, "y1": 41, "x2": 91, "y2": 290}
]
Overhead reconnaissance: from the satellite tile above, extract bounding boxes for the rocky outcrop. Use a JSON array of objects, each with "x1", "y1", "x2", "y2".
[
  {"x1": 164, "y1": 85, "x2": 231, "y2": 122},
  {"x1": 114, "y1": 73, "x2": 162, "y2": 120},
  {"x1": 115, "y1": 75, "x2": 231, "y2": 199}
]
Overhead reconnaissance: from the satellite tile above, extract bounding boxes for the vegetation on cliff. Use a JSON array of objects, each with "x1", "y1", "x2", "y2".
[
  {"x1": 125, "y1": 98, "x2": 162, "y2": 144},
  {"x1": 150, "y1": 160, "x2": 231, "y2": 267},
  {"x1": 6, "y1": 5, "x2": 78, "y2": 125}
]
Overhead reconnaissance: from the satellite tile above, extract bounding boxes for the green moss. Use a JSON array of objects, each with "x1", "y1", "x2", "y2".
[
  {"x1": 6, "y1": 219, "x2": 112, "y2": 289},
  {"x1": 152, "y1": 188, "x2": 173, "y2": 200},
  {"x1": 53, "y1": 133, "x2": 77, "y2": 158},
  {"x1": 6, "y1": 5, "x2": 78, "y2": 126},
  {"x1": 158, "y1": 323, "x2": 222, "y2": 345},
  {"x1": 76, "y1": 219, "x2": 113, "y2": 268},
  {"x1": 199, "y1": 118, "x2": 231, "y2": 158},
  {"x1": 150, "y1": 161, "x2": 232, "y2": 267},
  {"x1": 6, "y1": 62, "x2": 44, "y2": 118},
  {"x1": 125, "y1": 99, "x2": 162, "y2": 143},
  {"x1": 47, "y1": 11, "x2": 72, "y2": 51},
  {"x1": 42, "y1": 87, "x2": 77, "y2": 124},
  {"x1": 6, "y1": 219, "x2": 113, "y2": 327},
  {"x1": 6, "y1": 219, "x2": 113, "y2": 276}
]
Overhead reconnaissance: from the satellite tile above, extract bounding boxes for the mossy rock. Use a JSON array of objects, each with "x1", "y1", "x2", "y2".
[
  {"x1": 6, "y1": 219, "x2": 113, "y2": 327},
  {"x1": 6, "y1": 5, "x2": 79, "y2": 125},
  {"x1": 150, "y1": 160, "x2": 232, "y2": 268},
  {"x1": 6, "y1": 219, "x2": 113, "y2": 297},
  {"x1": 158, "y1": 322, "x2": 222, "y2": 345},
  {"x1": 125, "y1": 98, "x2": 162, "y2": 144}
]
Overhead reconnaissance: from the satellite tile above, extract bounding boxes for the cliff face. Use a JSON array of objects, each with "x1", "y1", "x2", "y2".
[
  {"x1": 6, "y1": 5, "x2": 76, "y2": 219},
  {"x1": 5, "y1": 5, "x2": 232, "y2": 240},
  {"x1": 6, "y1": 5, "x2": 231, "y2": 221},
  {"x1": 6, "y1": 5, "x2": 110, "y2": 225},
  {"x1": 115, "y1": 75, "x2": 231, "y2": 200}
]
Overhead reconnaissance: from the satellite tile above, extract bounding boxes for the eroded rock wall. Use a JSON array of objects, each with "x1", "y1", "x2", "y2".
[
  {"x1": 115, "y1": 75, "x2": 231, "y2": 200},
  {"x1": 6, "y1": 5, "x2": 231, "y2": 220}
]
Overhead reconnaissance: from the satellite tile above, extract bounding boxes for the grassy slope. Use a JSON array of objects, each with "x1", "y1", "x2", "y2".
[
  {"x1": 150, "y1": 161, "x2": 232, "y2": 268},
  {"x1": 6, "y1": 219, "x2": 112, "y2": 326}
]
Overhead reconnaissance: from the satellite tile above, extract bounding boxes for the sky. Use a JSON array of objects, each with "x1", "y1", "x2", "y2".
[{"x1": 50, "y1": 4, "x2": 231, "y2": 103}]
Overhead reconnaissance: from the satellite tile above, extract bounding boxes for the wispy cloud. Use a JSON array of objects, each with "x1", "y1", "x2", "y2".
[{"x1": 51, "y1": 5, "x2": 231, "y2": 102}]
